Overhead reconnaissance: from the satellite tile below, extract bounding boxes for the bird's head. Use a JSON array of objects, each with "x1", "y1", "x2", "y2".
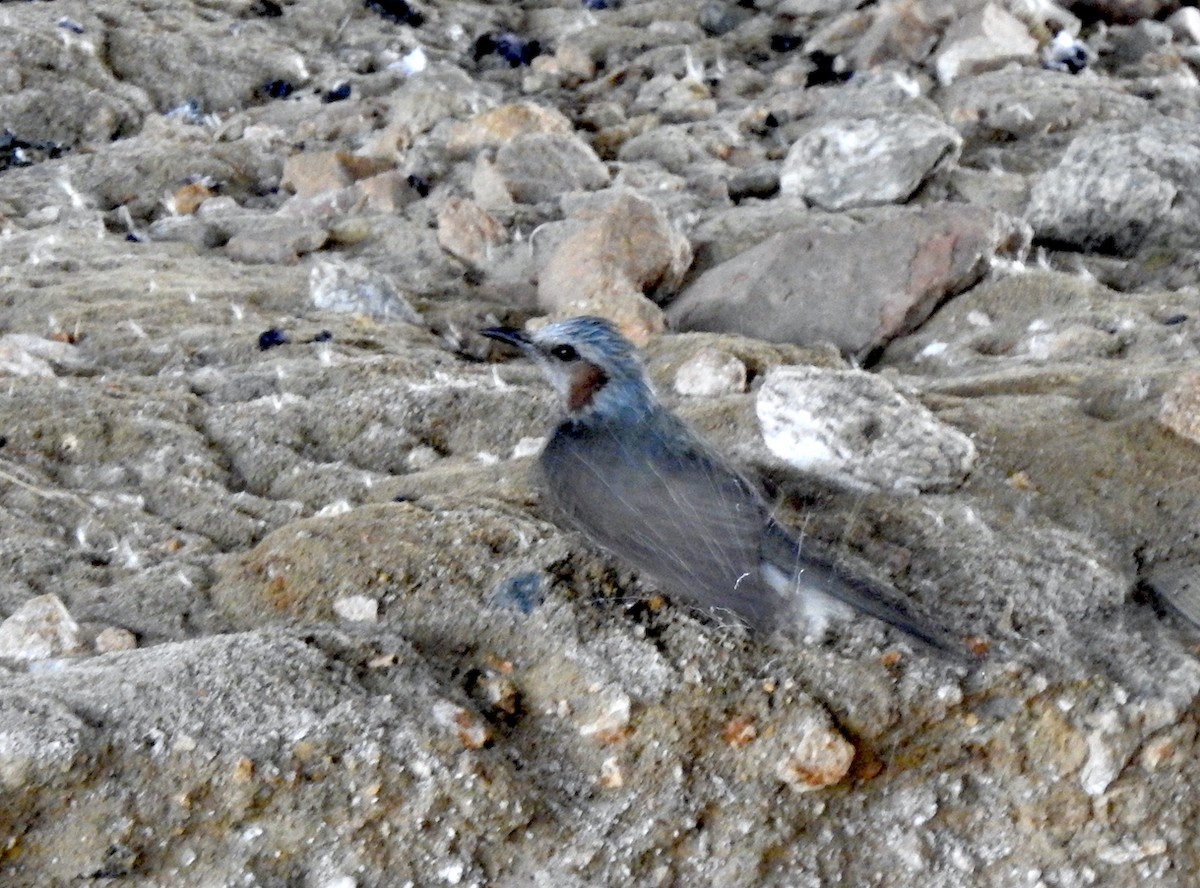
[{"x1": 483, "y1": 316, "x2": 656, "y2": 421}]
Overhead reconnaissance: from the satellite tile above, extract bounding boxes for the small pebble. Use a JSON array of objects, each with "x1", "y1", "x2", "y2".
[
  {"x1": 511, "y1": 436, "x2": 544, "y2": 459},
  {"x1": 578, "y1": 692, "x2": 632, "y2": 742},
  {"x1": 94, "y1": 627, "x2": 138, "y2": 654},
  {"x1": 432, "y1": 700, "x2": 492, "y2": 749},
  {"x1": 598, "y1": 756, "x2": 624, "y2": 788},
  {"x1": 475, "y1": 33, "x2": 542, "y2": 67},
  {"x1": 321, "y1": 83, "x2": 351, "y2": 103},
  {"x1": 365, "y1": 0, "x2": 424, "y2": 27},
  {"x1": 673, "y1": 348, "x2": 747, "y2": 397},
  {"x1": 249, "y1": 0, "x2": 283, "y2": 16},
  {"x1": 406, "y1": 173, "x2": 431, "y2": 197},
  {"x1": 393, "y1": 46, "x2": 428, "y2": 76},
  {"x1": 333, "y1": 595, "x2": 379, "y2": 623},
  {"x1": 258, "y1": 328, "x2": 289, "y2": 351},
  {"x1": 261, "y1": 80, "x2": 295, "y2": 100},
  {"x1": 775, "y1": 722, "x2": 856, "y2": 792}
]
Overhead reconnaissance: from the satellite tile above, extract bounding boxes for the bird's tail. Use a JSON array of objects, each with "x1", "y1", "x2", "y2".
[{"x1": 763, "y1": 524, "x2": 977, "y2": 660}]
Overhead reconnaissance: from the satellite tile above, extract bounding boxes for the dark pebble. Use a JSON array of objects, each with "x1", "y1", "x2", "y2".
[
  {"x1": 770, "y1": 34, "x2": 803, "y2": 53},
  {"x1": 258, "y1": 328, "x2": 290, "y2": 350},
  {"x1": 322, "y1": 83, "x2": 352, "y2": 103},
  {"x1": 806, "y1": 51, "x2": 852, "y2": 87},
  {"x1": 249, "y1": 0, "x2": 284, "y2": 17},
  {"x1": 475, "y1": 32, "x2": 542, "y2": 67},
  {"x1": 364, "y1": 0, "x2": 424, "y2": 27},
  {"x1": 306, "y1": 330, "x2": 334, "y2": 343},
  {"x1": 406, "y1": 173, "x2": 431, "y2": 197},
  {"x1": 262, "y1": 80, "x2": 295, "y2": 100}
]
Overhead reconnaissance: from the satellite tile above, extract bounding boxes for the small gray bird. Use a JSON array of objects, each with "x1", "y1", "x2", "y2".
[{"x1": 483, "y1": 316, "x2": 965, "y2": 655}]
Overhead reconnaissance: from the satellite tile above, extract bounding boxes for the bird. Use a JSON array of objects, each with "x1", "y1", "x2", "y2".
[{"x1": 483, "y1": 316, "x2": 968, "y2": 656}]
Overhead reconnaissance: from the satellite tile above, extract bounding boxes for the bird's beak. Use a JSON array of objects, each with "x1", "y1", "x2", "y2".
[{"x1": 482, "y1": 326, "x2": 533, "y2": 351}]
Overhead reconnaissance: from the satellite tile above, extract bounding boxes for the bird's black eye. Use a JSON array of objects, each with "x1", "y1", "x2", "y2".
[{"x1": 550, "y1": 344, "x2": 579, "y2": 362}]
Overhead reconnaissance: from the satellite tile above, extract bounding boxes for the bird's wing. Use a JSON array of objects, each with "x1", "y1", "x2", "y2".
[{"x1": 539, "y1": 415, "x2": 786, "y2": 629}]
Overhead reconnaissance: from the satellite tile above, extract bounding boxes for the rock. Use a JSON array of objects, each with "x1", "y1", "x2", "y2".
[
  {"x1": 756, "y1": 365, "x2": 978, "y2": 492},
  {"x1": 332, "y1": 594, "x2": 379, "y2": 623},
  {"x1": 436, "y1": 198, "x2": 508, "y2": 267},
  {"x1": 470, "y1": 154, "x2": 517, "y2": 210},
  {"x1": 1166, "y1": 7, "x2": 1200, "y2": 44},
  {"x1": 308, "y1": 259, "x2": 422, "y2": 322},
  {"x1": 630, "y1": 72, "x2": 718, "y2": 124},
  {"x1": 493, "y1": 133, "x2": 611, "y2": 204},
  {"x1": 727, "y1": 163, "x2": 781, "y2": 201},
  {"x1": 93, "y1": 627, "x2": 138, "y2": 654},
  {"x1": 353, "y1": 169, "x2": 422, "y2": 214},
  {"x1": 1026, "y1": 120, "x2": 1200, "y2": 259},
  {"x1": 673, "y1": 348, "x2": 748, "y2": 397},
  {"x1": 1146, "y1": 561, "x2": 1200, "y2": 629},
  {"x1": 1106, "y1": 20, "x2": 1174, "y2": 66},
  {"x1": 446, "y1": 102, "x2": 574, "y2": 158},
  {"x1": 617, "y1": 125, "x2": 712, "y2": 175},
  {"x1": 668, "y1": 204, "x2": 1027, "y2": 355},
  {"x1": 771, "y1": 711, "x2": 856, "y2": 792},
  {"x1": 225, "y1": 222, "x2": 328, "y2": 265},
  {"x1": 0, "y1": 691, "x2": 92, "y2": 790},
  {"x1": 537, "y1": 190, "x2": 692, "y2": 343},
  {"x1": 934, "y1": 3, "x2": 1038, "y2": 85},
  {"x1": 1158, "y1": 371, "x2": 1200, "y2": 445},
  {"x1": 280, "y1": 150, "x2": 356, "y2": 198},
  {"x1": 146, "y1": 214, "x2": 226, "y2": 249},
  {"x1": 837, "y1": 0, "x2": 949, "y2": 69},
  {"x1": 0, "y1": 595, "x2": 86, "y2": 663},
  {"x1": 698, "y1": 2, "x2": 753, "y2": 37},
  {"x1": 577, "y1": 690, "x2": 632, "y2": 740},
  {"x1": 779, "y1": 112, "x2": 962, "y2": 211},
  {"x1": 0, "y1": 335, "x2": 89, "y2": 377}
]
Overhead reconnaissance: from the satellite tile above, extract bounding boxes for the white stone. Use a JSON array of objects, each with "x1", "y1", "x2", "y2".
[
  {"x1": 333, "y1": 595, "x2": 379, "y2": 623},
  {"x1": 673, "y1": 348, "x2": 747, "y2": 397},
  {"x1": 780, "y1": 113, "x2": 961, "y2": 211},
  {"x1": 935, "y1": 4, "x2": 1038, "y2": 86},
  {"x1": 756, "y1": 366, "x2": 977, "y2": 492},
  {"x1": 0, "y1": 595, "x2": 86, "y2": 662}
]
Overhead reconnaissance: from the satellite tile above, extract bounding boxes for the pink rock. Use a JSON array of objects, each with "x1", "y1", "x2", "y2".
[
  {"x1": 538, "y1": 191, "x2": 692, "y2": 344},
  {"x1": 436, "y1": 198, "x2": 508, "y2": 266},
  {"x1": 668, "y1": 204, "x2": 1027, "y2": 356}
]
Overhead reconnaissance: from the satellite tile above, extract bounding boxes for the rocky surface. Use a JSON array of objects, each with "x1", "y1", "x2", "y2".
[{"x1": 2, "y1": 0, "x2": 1200, "y2": 885}]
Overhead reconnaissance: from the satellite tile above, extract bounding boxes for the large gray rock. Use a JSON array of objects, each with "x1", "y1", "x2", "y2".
[
  {"x1": 668, "y1": 204, "x2": 1028, "y2": 355},
  {"x1": 779, "y1": 112, "x2": 962, "y2": 211},
  {"x1": 493, "y1": 132, "x2": 611, "y2": 204},
  {"x1": 1026, "y1": 119, "x2": 1200, "y2": 257}
]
